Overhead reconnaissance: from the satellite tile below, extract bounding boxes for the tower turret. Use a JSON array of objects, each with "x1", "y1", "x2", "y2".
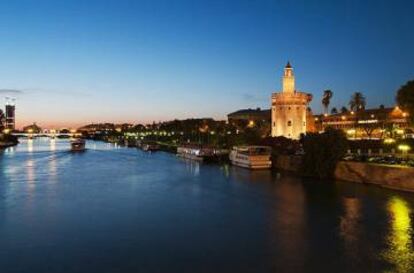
[{"x1": 282, "y1": 61, "x2": 295, "y2": 93}]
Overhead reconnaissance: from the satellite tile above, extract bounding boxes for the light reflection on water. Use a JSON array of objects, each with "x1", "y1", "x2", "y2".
[
  {"x1": 1, "y1": 138, "x2": 414, "y2": 273},
  {"x1": 382, "y1": 197, "x2": 414, "y2": 273}
]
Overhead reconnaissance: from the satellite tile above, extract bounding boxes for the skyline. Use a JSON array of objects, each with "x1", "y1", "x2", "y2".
[{"x1": 0, "y1": 0, "x2": 413, "y2": 128}]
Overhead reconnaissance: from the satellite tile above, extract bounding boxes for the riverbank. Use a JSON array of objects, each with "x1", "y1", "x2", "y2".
[
  {"x1": 0, "y1": 134, "x2": 18, "y2": 149},
  {"x1": 274, "y1": 154, "x2": 414, "y2": 192}
]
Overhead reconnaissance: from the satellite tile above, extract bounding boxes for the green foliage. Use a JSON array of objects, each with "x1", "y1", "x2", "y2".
[
  {"x1": 300, "y1": 128, "x2": 348, "y2": 179},
  {"x1": 396, "y1": 80, "x2": 414, "y2": 125},
  {"x1": 349, "y1": 92, "x2": 366, "y2": 111},
  {"x1": 322, "y1": 90, "x2": 333, "y2": 113},
  {"x1": 0, "y1": 133, "x2": 18, "y2": 143}
]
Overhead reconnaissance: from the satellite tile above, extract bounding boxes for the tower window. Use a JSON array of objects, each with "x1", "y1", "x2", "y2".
[{"x1": 287, "y1": 121, "x2": 292, "y2": 126}]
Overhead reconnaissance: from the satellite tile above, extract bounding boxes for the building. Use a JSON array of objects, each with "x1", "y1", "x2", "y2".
[
  {"x1": 227, "y1": 108, "x2": 271, "y2": 123},
  {"x1": 23, "y1": 123, "x2": 42, "y2": 134},
  {"x1": 271, "y1": 62, "x2": 312, "y2": 139},
  {"x1": 314, "y1": 106, "x2": 412, "y2": 139},
  {"x1": 4, "y1": 98, "x2": 16, "y2": 130}
]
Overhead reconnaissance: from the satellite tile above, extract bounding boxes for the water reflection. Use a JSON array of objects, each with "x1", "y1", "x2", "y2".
[
  {"x1": 268, "y1": 175, "x2": 308, "y2": 272},
  {"x1": 383, "y1": 197, "x2": 414, "y2": 273},
  {"x1": 340, "y1": 197, "x2": 362, "y2": 259},
  {"x1": 27, "y1": 139, "x2": 33, "y2": 153},
  {"x1": 182, "y1": 159, "x2": 200, "y2": 176}
]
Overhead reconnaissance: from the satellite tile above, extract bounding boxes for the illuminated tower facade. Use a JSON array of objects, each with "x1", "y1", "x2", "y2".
[{"x1": 271, "y1": 62, "x2": 312, "y2": 139}]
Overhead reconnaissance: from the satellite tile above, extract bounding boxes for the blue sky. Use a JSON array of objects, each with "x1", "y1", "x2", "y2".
[{"x1": 0, "y1": 0, "x2": 413, "y2": 128}]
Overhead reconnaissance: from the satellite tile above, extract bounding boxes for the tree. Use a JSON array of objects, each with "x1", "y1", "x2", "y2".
[
  {"x1": 300, "y1": 128, "x2": 348, "y2": 178},
  {"x1": 331, "y1": 107, "x2": 338, "y2": 114},
  {"x1": 396, "y1": 80, "x2": 414, "y2": 125},
  {"x1": 340, "y1": 106, "x2": 348, "y2": 113},
  {"x1": 322, "y1": 90, "x2": 333, "y2": 114},
  {"x1": 349, "y1": 92, "x2": 366, "y2": 112}
]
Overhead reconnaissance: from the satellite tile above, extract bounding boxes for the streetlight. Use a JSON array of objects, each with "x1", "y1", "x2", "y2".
[
  {"x1": 398, "y1": 144, "x2": 411, "y2": 159},
  {"x1": 384, "y1": 138, "x2": 396, "y2": 144}
]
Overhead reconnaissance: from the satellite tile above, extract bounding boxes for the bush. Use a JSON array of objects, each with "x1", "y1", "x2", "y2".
[
  {"x1": 300, "y1": 128, "x2": 348, "y2": 178},
  {"x1": 260, "y1": 136, "x2": 300, "y2": 155}
]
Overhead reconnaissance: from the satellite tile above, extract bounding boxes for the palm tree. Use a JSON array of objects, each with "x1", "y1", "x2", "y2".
[
  {"x1": 331, "y1": 107, "x2": 338, "y2": 114},
  {"x1": 349, "y1": 92, "x2": 366, "y2": 112},
  {"x1": 322, "y1": 90, "x2": 333, "y2": 114}
]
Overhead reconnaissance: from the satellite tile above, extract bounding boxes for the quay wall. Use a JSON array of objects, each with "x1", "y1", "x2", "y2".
[{"x1": 274, "y1": 155, "x2": 414, "y2": 192}]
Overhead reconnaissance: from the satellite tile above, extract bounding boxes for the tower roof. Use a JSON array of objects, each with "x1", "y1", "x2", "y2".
[{"x1": 285, "y1": 61, "x2": 292, "y2": 69}]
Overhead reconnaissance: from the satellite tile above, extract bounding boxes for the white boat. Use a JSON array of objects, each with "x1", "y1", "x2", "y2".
[
  {"x1": 71, "y1": 139, "x2": 86, "y2": 152},
  {"x1": 229, "y1": 146, "x2": 272, "y2": 169},
  {"x1": 177, "y1": 144, "x2": 229, "y2": 162}
]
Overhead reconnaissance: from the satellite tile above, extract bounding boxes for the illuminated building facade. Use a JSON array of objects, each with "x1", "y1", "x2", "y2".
[
  {"x1": 314, "y1": 106, "x2": 412, "y2": 139},
  {"x1": 271, "y1": 62, "x2": 312, "y2": 139}
]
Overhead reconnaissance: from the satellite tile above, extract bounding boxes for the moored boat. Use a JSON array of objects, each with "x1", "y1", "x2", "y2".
[
  {"x1": 229, "y1": 146, "x2": 272, "y2": 169},
  {"x1": 71, "y1": 138, "x2": 86, "y2": 152},
  {"x1": 177, "y1": 144, "x2": 228, "y2": 162}
]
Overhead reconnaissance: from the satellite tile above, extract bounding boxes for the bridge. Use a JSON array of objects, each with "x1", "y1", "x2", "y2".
[{"x1": 12, "y1": 133, "x2": 82, "y2": 138}]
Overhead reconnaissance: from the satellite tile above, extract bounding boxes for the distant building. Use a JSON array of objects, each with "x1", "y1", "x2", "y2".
[
  {"x1": 227, "y1": 108, "x2": 271, "y2": 123},
  {"x1": 23, "y1": 123, "x2": 42, "y2": 134},
  {"x1": 5, "y1": 98, "x2": 16, "y2": 130},
  {"x1": 271, "y1": 62, "x2": 313, "y2": 139},
  {"x1": 314, "y1": 106, "x2": 412, "y2": 139}
]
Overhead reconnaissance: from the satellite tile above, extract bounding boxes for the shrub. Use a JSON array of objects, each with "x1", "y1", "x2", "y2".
[{"x1": 300, "y1": 128, "x2": 348, "y2": 178}]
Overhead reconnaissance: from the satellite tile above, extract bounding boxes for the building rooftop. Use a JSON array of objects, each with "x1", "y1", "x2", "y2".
[{"x1": 227, "y1": 108, "x2": 270, "y2": 117}]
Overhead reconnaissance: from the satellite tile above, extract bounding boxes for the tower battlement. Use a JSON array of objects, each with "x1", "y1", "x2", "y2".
[{"x1": 271, "y1": 63, "x2": 312, "y2": 139}]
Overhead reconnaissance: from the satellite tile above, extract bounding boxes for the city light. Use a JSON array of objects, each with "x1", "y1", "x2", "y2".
[
  {"x1": 398, "y1": 144, "x2": 411, "y2": 152},
  {"x1": 341, "y1": 115, "x2": 346, "y2": 120},
  {"x1": 384, "y1": 138, "x2": 396, "y2": 144},
  {"x1": 346, "y1": 129, "x2": 356, "y2": 135}
]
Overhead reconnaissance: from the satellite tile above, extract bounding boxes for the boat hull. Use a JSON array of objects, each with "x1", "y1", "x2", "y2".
[{"x1": 229, "y1": 148, "x2": 272, "y2": 170}]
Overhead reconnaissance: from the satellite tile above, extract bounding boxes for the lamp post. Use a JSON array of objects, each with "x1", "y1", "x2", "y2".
[{"x1": 398, "y1": 144, "x2": 411, "y2": 160}]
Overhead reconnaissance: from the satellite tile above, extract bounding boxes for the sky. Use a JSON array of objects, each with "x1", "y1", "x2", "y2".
[{"x1": 0, "y1": 0, "x2": 413, "y2": 129}]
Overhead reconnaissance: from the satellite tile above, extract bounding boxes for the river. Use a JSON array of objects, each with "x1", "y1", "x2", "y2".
[{"x1": 0, "y1": 138, "x2": 414, "y2": 273}]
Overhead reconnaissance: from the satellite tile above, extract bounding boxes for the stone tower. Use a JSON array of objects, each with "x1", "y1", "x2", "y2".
[{"x1": 271, "y1": 62, "x2": 312, "y2": 139}]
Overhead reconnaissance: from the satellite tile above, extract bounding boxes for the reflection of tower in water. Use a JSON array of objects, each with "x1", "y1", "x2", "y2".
[{"x1": 267, "y1": 175, "x2": 308, "y2": 272}]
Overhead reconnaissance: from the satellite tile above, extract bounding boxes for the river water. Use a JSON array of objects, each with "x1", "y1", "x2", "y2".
[{"x1": 0, "y1": 138, "x2": 414, "y2": 273}]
